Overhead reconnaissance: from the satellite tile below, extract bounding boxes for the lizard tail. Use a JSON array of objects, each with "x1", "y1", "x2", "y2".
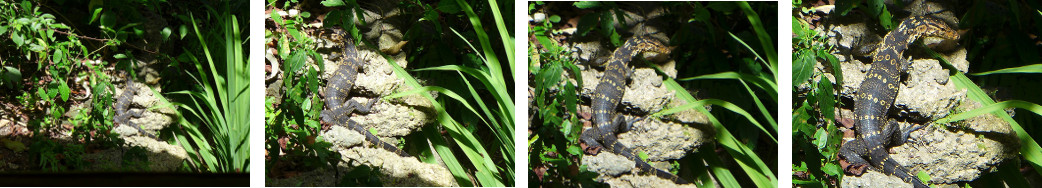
[
  {"x1": 880, "y1": 156, "x2": 928, "y2": 188},
  {"x1": 612, "y1": 142, "x2": 687, "y2": 184},
  {"x1": 348, "y1": 120, "x2": 411, "y2": 157}
]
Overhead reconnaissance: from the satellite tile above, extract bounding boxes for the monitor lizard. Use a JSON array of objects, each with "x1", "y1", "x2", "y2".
[
  {"x1": 320, "y1": 30, "x2": 410, "y2": 157},
  {"x1": 580, "y1": 36, "x2": 686, "y2": 184},
  {"x1": 839, "y1": 16, "x2": 959, "y2": 188},
  {"x1": 114, "y1": 78, "x2": 157, "y2": 139}
]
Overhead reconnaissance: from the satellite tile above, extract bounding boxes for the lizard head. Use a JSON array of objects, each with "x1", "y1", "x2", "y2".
[
  {"x1": 907, "y1": 16, "x2": 960, "y2": 41},
  {"x1": 626, "y1": 36, "x2": 672, "y2": 62}
]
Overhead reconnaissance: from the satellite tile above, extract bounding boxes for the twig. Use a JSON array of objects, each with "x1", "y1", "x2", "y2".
[{"x1": 49, "y1": 28, "x2": 160, "y2": 55}]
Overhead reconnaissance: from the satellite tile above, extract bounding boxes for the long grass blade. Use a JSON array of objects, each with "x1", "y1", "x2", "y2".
[
  {"x1": 934, "y1": 100, "x2": 1042, "y2": 124},
  {"x1": 971, "y1": 64, "x2": 1042, "y2": 75},
  {"x1": 681, "y1": 72, "x2": 777, "y2": 130},
  {"x1": 664, "y1": 76, "x2": 776, "y2": 186}
]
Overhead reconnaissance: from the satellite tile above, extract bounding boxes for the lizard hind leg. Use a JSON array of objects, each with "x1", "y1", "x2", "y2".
[
  {"x1": 580, "y1": 127, "x2": 604, "y2": 153},
  {"x1": 620, "y1": 116, "x2": 645, "y2": 133},
  {"x1": 882, "y1": 119, "x2": 923, "y2": 147},
  {"x1": 839, "y1": 138, "x2": 872, "y2": 167},
  {"x1": 602, "y1": 114, "x2": 628, "y2": 136},
  {"x1": 340, "y1": 97, "x2": 379, "y2": 115},
  {"x1": 895, "y1": 121, "x2": 925, "y2": 146}
]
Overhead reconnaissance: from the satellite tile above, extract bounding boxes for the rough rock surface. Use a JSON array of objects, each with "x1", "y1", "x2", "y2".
[
  {"x1": 604, "y1": 174, "x2": 699, "y2": 188},
  {"x1": 583, "y1": 152, "x2": 637, "y2": 177},
  {"x1": 337, "y1": 147, "x2": 457, "y2": 186},
  {"x1": 83, "y1": 136, "x2": 188, "y2": 172}
]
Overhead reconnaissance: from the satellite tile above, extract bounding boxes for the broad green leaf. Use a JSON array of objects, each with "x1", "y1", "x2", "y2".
[
  {"x1": 823, "y1": 163, "x2": 842, "y2": 177},
  {"x1": 0, "y1": 66, "x2": 21, "y2": 89},
  {"x1": 161, "y1": 27, "x2": 172, "y2": 41},
  {"x1": 321, "y1": 0, "x2": 346, "y2": 7},
  {"x1": 286, "y1": 51, "x2": 306, "y2": 75},
  {"x1": 793, "y1": 52, "x2": 815, "y2": 85},
  {"x1": 179, "y1": 25, "x2": 188, "y2": 39},
  {"x1": 100, "y1": 12, "x2": 116, "y2": 30},
  {"x1": 12, "y1": 32, "x2": 24, "y2": 47},
  {"x1": 89, "y1": 7, "x2": 103, "y2": 24},
  {"x1": 573, "y1": 1, "x2": 601, "y2": 9},
  {"x1": 818, "y1": 50, "x2": 842, "y2": 86},
  {"x1": 58, "y1": 80, "x2": 70, "y2": 102},
  {"x1": 52, "y1": 48, "x2": 64, "y2": 65},
  {"x1": 549, "y1": 15, "x2": 561, "y2": 23},
  {"x1": 817, "y1": 80, "x2": 835, "y2": 119}
]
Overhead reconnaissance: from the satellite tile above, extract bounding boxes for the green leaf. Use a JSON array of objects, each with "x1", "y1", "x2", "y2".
[
  {"x1": 20, "y1": 1, "x2": 31, "y2": 12},
  {"x1": 566, "y1": 145, "x2": 582, "y2": 156},
  {"x1": 179, "y1": 25, "x2": 188, "y2": 39},
  {"x1": 100, "y1": 12, "x2": 116, "y2": 30},
  {"x1": 549, "y1": 15, "x2": 561, "y2": 23},
  {"x1": 133, "y1": 28, "x2": 145, "y2": 37},
  {"x1": 816, "y1": 80, "x2": 835, "y2": 120},
  {"x1": 285, "y1": 51, "x2": 306, "y2": 75},
  {"x1": 877, "y1": 8, "x2": 893, "y2": 29},
  {"x1": 819, "y1": 50, "x2": 843, "y2": 86},
  {"x1": 58, "y1": 80, "x2": 70, "y2": 102},
  {"x1": 823, "y1": 163, "x2": 842, "y2": 177},
  {"x1": 813, "y1": 128, "x2": 828, "y2": 149},
  {"x1": 89, "y1": 7, "x2": 103, "y2": 24},
  {"x1": 52, "y1": 48, "x2": 65, "y2": 65},
  {"x1": 1, "y1": 66, "x2": 21, "y2": 89},
  {"x1": 114, "y1": 54, "x2": 128, "y2": 59},
  {"x1": 29, "y1": 43, "x2": 45, "y2": 52},
  {"x1": 321, "y1": 0, "x2": 346, "y2": 7},
  {"x1": 916, "y1": 171, "x2": 931, "y2": 185},
  {"x1": 792, "y1": 51, "x2": 815, "y2": 85},
  {"x1": 534, "y1": 35, "x2": 559, "y2": 53},
  {"x1": 36, "y1": 87, "x2": 47, "y2": 99},
  {"x1": 161, "y1": 27, "x2": 172, "y2": 42},
  {"x1": 573, "y1": 1, "x2": 601, "y2": 9},
  {"x1": 12, "y1": 32, "x2": 24, "y2": 47}
]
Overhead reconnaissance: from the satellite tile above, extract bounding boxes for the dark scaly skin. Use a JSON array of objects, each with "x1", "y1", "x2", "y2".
[
  {"x1": 840, "y1": 16, "x2": 959, "y2": 188},
  {"x1": 320, "y1": 30, "x2": 410, "y2": 157},
  {"x1": 580, "y1": 36, "x2": 685, "y2": 184},
  {"x1": 114, "y1": 79, "x2": 157, "y2": 139}
]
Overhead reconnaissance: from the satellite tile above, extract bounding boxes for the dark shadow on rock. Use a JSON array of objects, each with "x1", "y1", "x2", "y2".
[{"x1": 0, "y1": 135, "x2": 248, "y2": 186}]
